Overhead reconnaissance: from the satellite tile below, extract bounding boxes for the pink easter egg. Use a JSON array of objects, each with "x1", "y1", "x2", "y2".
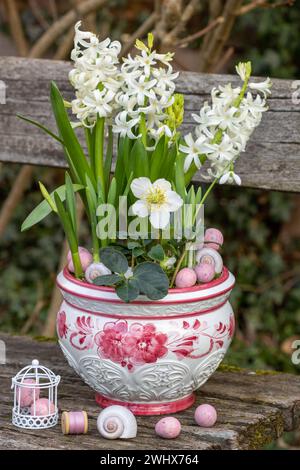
[
  {"x1": 194, "y1": 404, "x2": 217, "y2": 427},
  {"x1": 30, "y1": 398, "x2": 55, "y2": 416},
  {"x1": 67, "y1": 246, "x2": 93, "y2": 273},
  {"x1": 175, "y1": 268, "x2": 197, "y2": 288},
  {"x1": 194, "y1": 263, "x2": 215, "y2": 283},
  {"x1": 204, "y1": 228, "x2": 224, "y2": 251},
  {"x1": 155, "y1": 417, "x2": 181, "y2": 439},
  {"x1": 16, "y1": 379, "x2": 40, "y2": 407}
]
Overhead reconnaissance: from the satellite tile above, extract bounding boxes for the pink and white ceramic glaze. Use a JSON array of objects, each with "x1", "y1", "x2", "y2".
[{"x1": 56, "y1": 267, "x2": 235, "y2": 415}]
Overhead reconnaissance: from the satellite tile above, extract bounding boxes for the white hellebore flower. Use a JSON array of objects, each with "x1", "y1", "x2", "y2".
[{"x1": 130, "y1": 177, "x2": 183, "y2": 229}]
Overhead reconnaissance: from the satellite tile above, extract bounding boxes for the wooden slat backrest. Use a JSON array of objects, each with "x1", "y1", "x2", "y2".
[{"x1": 0, "y1": 57, "x2": 299, "y2": 192}]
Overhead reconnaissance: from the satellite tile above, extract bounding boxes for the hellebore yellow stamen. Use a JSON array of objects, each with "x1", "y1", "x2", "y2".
[{"x1": 146, "y1": 188, "x2": 166, "y2": 207}]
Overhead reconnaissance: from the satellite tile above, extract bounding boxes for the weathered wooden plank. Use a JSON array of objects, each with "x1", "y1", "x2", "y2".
[
  {"x1": 200, "y1": 370, "x2": 300, "y2": 431},
  {"x1": 0, "y1": 56, "x2": 299, "y2": 192},
  {"x1": 1, "y1": 333, "x2": 299, "y2": 450}
]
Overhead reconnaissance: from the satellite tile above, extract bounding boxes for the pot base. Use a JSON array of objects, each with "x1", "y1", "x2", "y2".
[{"x1": 95, "y1": 393, "x2": 196, "y2": 416}]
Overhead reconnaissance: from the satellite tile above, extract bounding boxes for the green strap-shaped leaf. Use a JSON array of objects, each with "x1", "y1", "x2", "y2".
[
  {"x1": 54, "y1": 192, "x2": 78, "y2": 254},
  {"x1": 107, "y1": 177, "x2": 117, "y2": 206},
  {"x1": 21, "y1": 183, "x2": 84, "y2": 232},
  {"x1": 149, "y1": 135, "x2": 165, "y2": 181},
  {"x1": 131, "y1": 138, "x2": 149, "y2": 178},
  {"x1": 65, "y1": 172, "x2": 77, "y2": 239},
  {"x1": 104, "y1": 126, "x2": 114, "y2": 193},
  {"x1": 174, "y1": 153, "x2": 186, "y2": 199},
  {"x1": 50, "y1": 81, "x2": 96, "y2": 189},
  {"x1": 17, "y1": 114, "x2": 64, "y2": 145}
]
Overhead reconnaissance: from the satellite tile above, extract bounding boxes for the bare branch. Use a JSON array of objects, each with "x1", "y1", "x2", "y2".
[
  {"x1": 162, "y1": 0, "x2": 200, "y2": 46},
  {"x1": 0, "y1": 165, "x2": 34, "y2": 237},
  {"x1": 4, "y1": 0, "x2": 29, "y2": 56},
  {"x1": 237, "y1": 0, "x2": 294, "y2": 15},
  {"x1": 199, "y1": 0, "x2": 243, "y2": 72},
  {"x1": 121, "y1": 12, "x2": 158, "y2": 56},
  {"x1": 53, "y1": 27, "x2": 75, "y2": 60},
  {"x1": 29, "y1": 0, "x2": 50, "y2": 31},
  {"x1": 29, "y1": 0, "x2": 109, "y2": 58},
  {"x1": 177, "y1": 16, "x2": 224, "y2": 47}
]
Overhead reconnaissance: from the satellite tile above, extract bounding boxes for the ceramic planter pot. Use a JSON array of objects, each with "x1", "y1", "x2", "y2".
[{"x1": 56, "y1": 267, "x2": 235, "y2": 415}]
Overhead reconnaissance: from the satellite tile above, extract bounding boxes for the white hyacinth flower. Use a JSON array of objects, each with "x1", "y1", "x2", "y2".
[
  {"x1": 179, "y1": 133, "x2": 209, "y2": 173},
  {"x1": 205, "y1": 134, "x2": 236, "y2": 163},
  {"x1": 113, "y1": 111, "x2": 140, "y2": 139},
  {"x1": 235, "y1": 61, "x2": 251, "y2": 81},
  {"x1": 130, "y1": 177, "x2": 183, "y2": 229},
  {"x1": 82, "y1": 89, "x2": 115, "y2": 118},
  {"x1": 219, "y1": 170, "x2": 241, "y2": 185},
  {"x1": 69, "y1": 21, "x2": 122, "y2": 126},
  {"x1": 127, "y1": 75, "x2": 157, "y2": 106},
  {"x1": 249, "y1": 78, "x2": 272, "y2": 97},
  {"x1": 114, "y1": 43, "x2": 179, "y2": 145}
]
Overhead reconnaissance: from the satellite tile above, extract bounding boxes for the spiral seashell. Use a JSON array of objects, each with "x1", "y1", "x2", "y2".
[
  {"x1": 85, "y1": 262, "x2": 111, "y2": 283},
  {"x1": 97, "y1": 405, "x2": 137, "y2": 439},
  {"x1": 195, "y1": 247, "x2": 223, "y2": 274}
]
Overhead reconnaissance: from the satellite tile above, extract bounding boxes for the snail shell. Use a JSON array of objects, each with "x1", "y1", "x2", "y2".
[
  {"x1": 97, "y1": 405, "x2": 137, "y2": 439},
  {"x1": 195, "y1": 247, "x2": 223, "y2": 274},
  {"x1": 85, "y1": 262, "x2": 111, "y2": 283}
]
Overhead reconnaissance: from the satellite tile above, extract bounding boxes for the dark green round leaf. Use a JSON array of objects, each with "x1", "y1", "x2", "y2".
[
  {"x1": 127, "y1": 241, "x2": 141, "y2": 250},
  {"x1": 148, "y1": 244, "x2": 165, "y2": 262},
  {"x1": 133, "y1": 247, "x2": 145, "y2": 257},
  {"x1": 134, "y1": 262, "x2": 169, "y2": 300},
  {"x1": 100, "y1": 247, "x2": 128, "y2": 273},
  {"x1": 116, "y1": 279, "x2": 140, "y2": 303},
  {"x1": 93, "y1": 274, "x2": 121, "y2": 286}
]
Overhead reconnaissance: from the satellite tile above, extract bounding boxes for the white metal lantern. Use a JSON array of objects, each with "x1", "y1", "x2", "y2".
[{"x1": 11, "y1": 359, "x2": 60, "y2": 429}]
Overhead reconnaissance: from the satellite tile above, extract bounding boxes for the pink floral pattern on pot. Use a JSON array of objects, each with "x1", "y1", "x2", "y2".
[{"x1": 57, "y1": 312, "x2": 235, "y2": 371}]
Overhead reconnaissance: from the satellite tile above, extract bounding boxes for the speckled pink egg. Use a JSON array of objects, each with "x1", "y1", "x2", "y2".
[
  {"x1": 16, "y1": 379, "x2": 40, "y2": 407},
  {"x1": 30, "y1": 398, "x2": 55, "y2": 416},
  {"x1": 194, "y1": 263, "x2": 215, "y2": 283},
  {"x1": 155, "y1": 417, "x2": 181, "y2": 439},
  {"x1": 67, "y1": 247, "x2": 93, "y2": 273},
  {"x1": 194, "y1": 404, "x2": 217, "y2": 427},
  {"x1": 204, "y1": 228, "x2": 224, "y2": 251},
  {"x1": 175, "y1": 268, "x2": 197, "y2": 288}
]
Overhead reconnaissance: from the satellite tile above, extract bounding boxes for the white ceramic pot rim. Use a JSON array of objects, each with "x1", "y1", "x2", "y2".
[{"x1": 57, "y1": 266, "x2": 235, "y2": 306}]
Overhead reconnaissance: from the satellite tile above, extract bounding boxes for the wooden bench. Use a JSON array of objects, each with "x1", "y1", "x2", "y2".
[{"x1": 0, "y1": 57, "x2": 300, "y2": 450}]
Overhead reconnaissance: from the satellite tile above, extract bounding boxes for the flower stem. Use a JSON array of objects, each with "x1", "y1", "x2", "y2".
[
  {"x1": 94, "y1": 117, "x2": 106, "y2": 199},
  {"x1": 139, "y1": 113, "x2": 147, "y2": 146},
  {"x1": 170, "y1": 247, "x2": 187, "y2": 287},
  {"x1": 72, "y1": 250, "x2": 83, "y2": 278}
]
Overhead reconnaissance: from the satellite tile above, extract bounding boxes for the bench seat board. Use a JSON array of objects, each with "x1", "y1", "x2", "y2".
[{"x1": 0, "y1": 57, "x2": 299, "y2": 192}]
